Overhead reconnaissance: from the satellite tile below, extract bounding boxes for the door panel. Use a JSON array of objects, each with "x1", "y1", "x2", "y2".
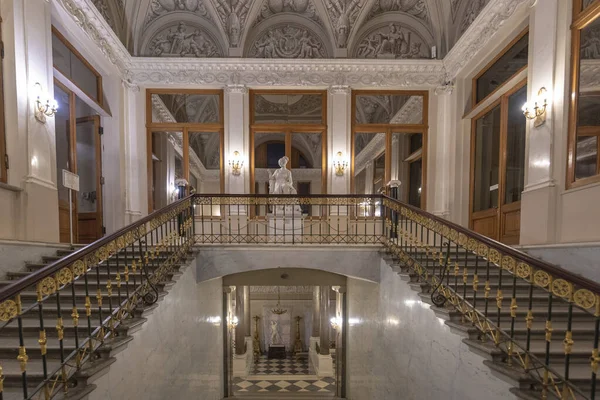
[
  {"x1": 501, "y1": 202, "x2": 521, "y2": 245},
  {"x1": 75, "y1": 116, "x2": 103, "y2": 244},
  {"x1": 472, "y1": 209, "x2": 498, "y2": 240}
]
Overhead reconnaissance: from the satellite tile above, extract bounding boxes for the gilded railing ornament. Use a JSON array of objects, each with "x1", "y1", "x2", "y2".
[
  {"x1": 510, "y1": 298, "x2": 518, "y2": 318},
  {"x1": 0, "y1": 300, "x2": 18, "y2": 322},
  {"x1": 545, "y1": 321, "x2": 553, "y2": 342},
  {"x1": 573, "y1": 289, "x2": 596, "y2": 309},
  {"x1": 525, "y1": 311, "x2": 533, "y2": 330},
  {"x1": 534, "y1": 270, "x2": 551, "y2": 288},
  {"x1": 551, "y1": 279, "x2": 573, "y2": 300},
  {"x1": 516, "y1": 263, "x2": 532, "y2": 279},
  {"x1": 56, "y1": 317, "x2": 64, "y2": 341},
  {"x1": 591, "y1": 349, "x2": 600, "y2": 374},
  {"x1": 472, "y1": 275, "x2": 479, "y2": 291},
  {"x1": 72, "y1": 260, "x2": 86, "y2": 277},
  {"x1": 488, "y1": 249, "x2": 501, "y2": 265},
  {"x1": 484, "y1": 281, "x2": 491, "y2": 299},
  {"x1": 17, "y1": 346, "x2": 28, "y2": 372},
  {"x1": 477, "y1": 243, "x2": 488, "y2": 257},
  {"x1": 38, "y1": 330, "x2": 47, "y2": 355},
  {"x1": 72, "y1": 307, "x2": 79, "y2": 327},
  {"x1": 501, "y1": 256, "x2": 516, "y2": 273},
  {"x1": 56, "y1": 267, "x2": 74, "y2": 286},
  {"x1": 496, "y1": 289, "x2": 503, "y2": 309},
  {"x1": 39, "y1": 277, "x2": 57, "y2": 296},
  {"x1": 563, "y1": 331, "x2": 574, "y2": 354}
]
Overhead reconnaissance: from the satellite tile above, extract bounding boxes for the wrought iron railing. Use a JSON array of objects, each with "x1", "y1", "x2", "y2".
[
  {"x1": 1, "y1": 193, "x2": 599, "y2": 399},
  {"x1": 193, "y1": 193, "x2": 600, "y2": 399},
  {"x1": 0, "y1": 196, "x2": 195, "y2": 399}
]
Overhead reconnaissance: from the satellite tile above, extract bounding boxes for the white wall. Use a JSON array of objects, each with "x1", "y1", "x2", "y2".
[
  {"x1": 90, "y1": 266, "x2": 224, "y2": 400},
  {"x1": 346, "y1": 260, "x2": 514, "y2": 400}
]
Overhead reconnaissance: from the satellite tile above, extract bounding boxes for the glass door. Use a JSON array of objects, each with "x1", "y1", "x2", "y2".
[{"x1": 470, "y1": 82, "x2": 527, "y2": 244}]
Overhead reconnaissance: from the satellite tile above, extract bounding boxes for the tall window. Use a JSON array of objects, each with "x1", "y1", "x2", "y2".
[
  {"x1": 249, "y1": 90, "x2": 327, "y2": 202},
  {"x1": 351, "y1": 91, "x2": 428, "y2": 209},
  {"x1": 568, "y1": 0, "x2": 600, "y2": 187},
  {"x1": 146, "y1": 90, "x2": 224, "y2": 212},
  {"x1": 0, "y1": 16, "x2": 6, "y2": 183}
]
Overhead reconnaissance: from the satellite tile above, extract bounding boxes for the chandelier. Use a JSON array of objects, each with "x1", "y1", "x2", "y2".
[{"x1": 271, "y1": 286, "x2": 288, "y2": 315}]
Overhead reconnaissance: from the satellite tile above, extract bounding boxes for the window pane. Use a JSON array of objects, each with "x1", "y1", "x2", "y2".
[
  {"x1": 291, "y1": 132, "x2": 322, "y2": 199},
  {"x1": 583, "y1": 0, "x2": 596, "y2": 12},
  {"x1": 504, "y1": 86, "x2": 527, "y2": 204},
  {"x1": 576, "y1": 17, "x2": 600, "y2": 179},
  {"x1": 54, "y1": 84, "x2": 71, "y2": 206},
  {"x1": 253, "y1": 94, "x2": 323, "y2": 124},
  {"x1": 476, "y1": 34, "x2": 528, "y2": 103},
  {"x1": 473, "y1": 105, "x2": 501, "y2": 212},
  {"x1": 391, "y1": 132, "x2": 422, "y2": 207},
  {"x1": 353, "y1": 132, "x2": 385, "y2": 194},
  {"x1": 188, "y1": 131, "x2": 221, "y2": 194},
  {"x1": 75, "y1": 97, "x2": 98, "y2": 214},
  {"x1": 151, "y1": 131, "x2": 183, "y2": 211},
  {"x1": 355, "y1": 95, "x2": 423, "y2": 124},
  {"x1": 151, "y1": 93, "x2": 221, "y2": 123},
  {"x1": 52, "y1": 32, "x2": 99, "y2": 101}
]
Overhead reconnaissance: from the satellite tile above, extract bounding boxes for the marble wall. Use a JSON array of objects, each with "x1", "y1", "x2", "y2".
[
  {"x1": 0, "y1": 240, "x2": 70, "y2": 279},
  {"x1": 521, "y1": 244, "x2": 600, "y2": 283},
  {"x1": 90, "y1": 266, "x2": 224, "y2": 400},
  {"x1": 346, "y1": 259, "x2": 515, "y2": 400}
]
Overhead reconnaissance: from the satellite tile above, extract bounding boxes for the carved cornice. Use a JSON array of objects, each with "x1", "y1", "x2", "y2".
[
  {"x1": 129, "y1": 58, "x2": 445, "y2": 87},
  {"x1": 443, "y1": 0, "x2": 530, "y2": 79},
  {"x1": 328, "y1": 85, "x2": 351, "y2": 95},
  {"x1": 225, "y1": 84, "x2": 248, "y2": 94}
]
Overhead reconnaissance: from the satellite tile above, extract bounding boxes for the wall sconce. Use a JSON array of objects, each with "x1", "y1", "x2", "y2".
[
  {"x1": 228, "y1": 151, "x2": 244, "y2": 176},
  {"x1": 330, "y1": 316, "x2": 342, "y2": 330},
  {"x1": 333, "y1": 151, "x2": 348, "y2": 176},
  {"x1": 522, "y1": 87, "x2": 548, "y2": 128},
  {"x1": 227, "y1": 315, "x2": 239, "y2": 330},
  {"x1": 32, "y1": 83, "x2": 58, "y2": 124}
]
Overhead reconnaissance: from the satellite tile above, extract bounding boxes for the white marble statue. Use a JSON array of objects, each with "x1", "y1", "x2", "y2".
[
  {"x1": 270, "y1": 320, "x2": 282, "y2": 345},
  {"x1": 269, "y1": 156, "x2": 302, "y2": 214}
]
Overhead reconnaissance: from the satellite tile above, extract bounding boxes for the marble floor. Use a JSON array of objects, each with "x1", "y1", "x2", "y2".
[{"x1": 233, "y1": 355, "x2": 336, "y2": 396}]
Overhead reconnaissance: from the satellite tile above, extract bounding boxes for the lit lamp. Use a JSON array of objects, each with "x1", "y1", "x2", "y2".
[
  {"x1": 333, "y1": 151, "x2": 348, "y2": 176},
  {"x1": 32, "y1": 83, "x2": 58, "y2": 123},
  {"x1": 522, "y1": 87, "x2": 548, "y2": 128},
  {"x1": 227, "y1": 315, "x2": 239, "y2": 330},
  {"x1": 228, "y1": 151, "x2": 244, "y2": 176},
  {"x1": 330, "y1": 316, "x2": 342, "y2": 330}
]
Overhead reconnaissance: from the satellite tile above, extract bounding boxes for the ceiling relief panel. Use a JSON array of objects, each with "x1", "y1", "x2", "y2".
[
  {"x1": 365, "y1": 0, "x2": 428, "y2": 24},
  {"x1": 353, "y1": 23, "x2": 430, "y2": 59},
  {"x1": 253, "y1": 0, "x2": 324, "y2": 27},
  {"x1": 91, "y1": 0, "x2": 128, "y2": 43},
  {"x1": 144, "y1": 0, "x2": 212, "y2": 28},
  {"x1": 247, "y1": 24, "x2": 329, "y2": 58},
  {"x1": 143, "y1": 22, "x2": 224, "y2": 56},
  {"x1": 210, "y1": 0, "x2": 253, "y2": 47},
  {"x1": 325, "y1": 0, "x2": 363, "y2": 48}
]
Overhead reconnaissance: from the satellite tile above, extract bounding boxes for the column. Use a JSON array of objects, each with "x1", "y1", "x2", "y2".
[
  {"x1": 243, "y1": 286, "x2": 251, "y2": 337},
  {"x1": 224, "y1": 85, "x2": 248, "y2": 195},
  {"x1": 235, "y1": 286, "x2": 246, "y2": 356},
  {"x1": 319, "y1": 286, "x2": 330, "y2": 356},
  {"x1": 312, "y1": 286, "x2": 320, "y2": 337},
  {"x1": 520, "y1": 0, "x2": 560, "y2": 244},
  {"x1": 2, "y1": 0, "x2": 59, "y2": 241},
  {"x1": 364, "y1": 161, "x2": 374, "y2": 194},
  {"x1": 122, "y1": 81, "x2": 145, "y2": 223},
  {"x1": 328, "y1": 86, "x2": 351, "y2": 194}
]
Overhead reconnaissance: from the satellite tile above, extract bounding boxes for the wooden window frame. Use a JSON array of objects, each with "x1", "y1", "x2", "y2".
[
  {"x1": 567, "y1": 0, "x2": 600, "y2": 189},
  {"x1": 0, "y1": 16, "x2": 6, "y2": 183},
  {"x1": 471, "y1": 27, "x2": 529, "y2": 110},
  {"x1": 249, "y1": 89, "x2": 328, "y2": 194},
  {"x1": 51, "y1": 27, "x2": 104, "y2": 109},
  {"x1": 469, "y1": 79, "x2": 527, "y2": 245},
  {"x1": 351, "y1": 90, "x2": 429, "y2": 209},
  {"x1": 146, "y1": 89, "x2": 225, "y2": 212}
]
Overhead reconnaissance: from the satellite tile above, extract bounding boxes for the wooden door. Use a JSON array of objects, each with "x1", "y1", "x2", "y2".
[
  {"x1": 470, "y1": 81, "x2": 527, "y2": 244},
  {"x1": 75, "y1": 116, "x2": 103, "y2": 244}
]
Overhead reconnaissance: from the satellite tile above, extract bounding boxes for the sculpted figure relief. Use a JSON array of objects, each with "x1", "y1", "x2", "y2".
[
  {"x1": 214, "y1": 0, "x2": 250, "y2": 47},
  {"x1": 148, "y1": 22, "x2": 221, "y2": 57},
  {"x1": 254, "y1": 0, "x2": 321, "y2": 27},
  {"x1": 251, "y1": 26, "x2": 326, "y2": 58},
  {"x1": 357, "y1": 24, "x2": 426, "y2": 59},
  {"x1": 269, "y1": 156, "x2": 302, "y2": 214},
  {"x1": 326, "y1": 0, "x2": 361, "y2": 48},
  {"x1": 145, "y1": 0, "x2": 210, "y2": 26},
  {"x1": 366, "y1": 0, "x2": 428, "y2": 23}
]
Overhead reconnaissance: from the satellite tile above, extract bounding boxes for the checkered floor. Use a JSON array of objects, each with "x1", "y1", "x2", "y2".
[
  {"x1": 233, "y1": 355, "x2": 336, "y2": 395},
  {"x1": 251, "y1": 355, "x2": 310, "y2": 375},
  {"x1": 233, "y1": 376, "x2": 336, "y2": 394}
]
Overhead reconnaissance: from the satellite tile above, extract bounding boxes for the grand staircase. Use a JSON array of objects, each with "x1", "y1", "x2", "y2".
[{"x1": 0, "y1": 245, "x2": 194, "y2": 400}]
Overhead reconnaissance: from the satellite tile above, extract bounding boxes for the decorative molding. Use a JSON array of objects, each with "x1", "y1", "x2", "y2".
[
  {"x1": 459, "y1": 0, "x2": 489, "y2": 35},
  {"x1": 354, "y1": 23, "x2": 430, "y2": 59},
  {"x1": 144, "y1": 0, "x2": 212, "y2": 30},
  {"x1": 209, "y1": 0, "x2": 252, "y2": 47},
  {"x1": 122, "y1": 79, "x2": 141, "y2": 92},
  {"x1": 144, "y1": 22, "x2": 224, "y2": 57},
  {"x1": 434, "y1": 82, "x2": 454, "y2": 95},
  {"x1": 443, "y1": 0, "x2": 530, "y2": 79},
  {"x1": 129, "y1": 58, "x2": 445, "y2": 87},
  {"x1": 253, "y1": 0, "x2": 324, "y2": 28},
  {"x1": 325, "y1": 0, "x2": 363, "y2": 48},
  {"x1": 365, "y1": 0, "x2": 428, "y2": 24},
  {"x1": 250, "y1": 286, "x2": 314, "y2": 294}
]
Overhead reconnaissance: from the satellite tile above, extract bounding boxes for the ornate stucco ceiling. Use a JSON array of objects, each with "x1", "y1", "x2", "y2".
[{"x1": 90, "y1": 0, "x2": 490, "y2": 59}]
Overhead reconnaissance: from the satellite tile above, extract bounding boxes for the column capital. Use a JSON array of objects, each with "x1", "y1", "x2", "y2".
[
  {"x1": 434, "y1": 82, "x2": 454, "y2": 96},
  {"x1": 328, "y1": 85, "x2": 351, "y2": 95},
  {"x1": 225, "y1": 84, "x2": 248, "y2": 94},
  {"x1": 122, "y1": 79, "x2": 140, "y2": 93}
]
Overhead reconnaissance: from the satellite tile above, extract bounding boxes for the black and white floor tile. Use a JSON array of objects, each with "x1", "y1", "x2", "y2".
[
  {"x1": 251, "y1": 355, "x2": 310, "y2": 375},
  {"x1": 233, "y1": 376, "x2": 336, "y2": 394}
]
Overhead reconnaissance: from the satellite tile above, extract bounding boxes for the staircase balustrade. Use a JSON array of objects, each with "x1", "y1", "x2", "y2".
[{"x1": 0, "y1": 193, "x2": 598, "y2": 399}]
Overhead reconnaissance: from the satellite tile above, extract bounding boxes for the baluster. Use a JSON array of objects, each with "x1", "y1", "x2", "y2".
[
  {"x1": 496, "y1": 266, "x2": 504, "y2": 341},
  {"x1": 472, "y1": 251, "x2": 480, "y2": 316},
  {"x1": 590, "y1": 302, "x2": 600, "y2": 400},
  {"x1": 507, "y1": 273, "x2": 518, "y2": 365},
  {"x1": 105, "y1": 257, "x2": 114, "y2": 338},
  {"x1": 562, "y1": 300, "x2": 574, "y2": 397},
  {"x1": 542, "y1": 292, "x2": 554, "y2": 399},
  {"x1": 36, "y1": 284, "x2": 49, "y2": 398},
  {"x1": 524, "y1": 276, "x2": 534, "y2": 371},
  {"x1": 15, "y1": 295, "x2": 28, "y2": 398},
  {"x1": 54, "y1": 280, "x2": 67, "y2": 393},
  {"x1": 95, "y1": 258, "x2": 104, "y2": 344},
  {"x1": 83, "y1": 263, "x2": 93, "y2": 359}
]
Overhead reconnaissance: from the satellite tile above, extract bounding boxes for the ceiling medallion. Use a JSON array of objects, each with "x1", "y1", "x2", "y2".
[{"x1": 271, "y1": 286, "x2": 288, "y2": 315}]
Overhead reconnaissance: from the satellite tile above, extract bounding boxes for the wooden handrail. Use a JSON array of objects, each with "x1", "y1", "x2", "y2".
[
  {"x1": 0, "y1": 195, "x2": 194, "y2": 302},
  {"x1": 383, "y1": 195, "x2": 600, "y2": 293}
]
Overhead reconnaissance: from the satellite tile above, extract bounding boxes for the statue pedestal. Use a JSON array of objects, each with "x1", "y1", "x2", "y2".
[
  {"x1": 268, "y1": 344, "x2": 286, "y2": 359},
  {"x1": 266, "y1": 212, "x2": 304, "y2": 243}
]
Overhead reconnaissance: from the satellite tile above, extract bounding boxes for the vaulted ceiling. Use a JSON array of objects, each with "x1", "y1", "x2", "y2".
[{"x1": 90, "y1": 0, "x2": 490, "y2": 59}]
